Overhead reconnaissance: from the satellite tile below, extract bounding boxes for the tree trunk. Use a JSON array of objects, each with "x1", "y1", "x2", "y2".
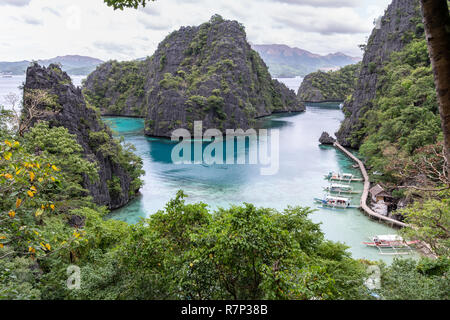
[{"x1": 420, "y1": 0, "x2": 450, "y2": 181}]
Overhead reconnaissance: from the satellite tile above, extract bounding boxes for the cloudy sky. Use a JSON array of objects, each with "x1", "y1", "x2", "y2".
[{"x1": 0, "y1": 0, "x2": 391, "y2": 62}]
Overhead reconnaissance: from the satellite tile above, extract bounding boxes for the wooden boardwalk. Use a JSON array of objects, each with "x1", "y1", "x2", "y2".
[{"x1": 333, "y1": 142, "x2": 408, "y2": 228}]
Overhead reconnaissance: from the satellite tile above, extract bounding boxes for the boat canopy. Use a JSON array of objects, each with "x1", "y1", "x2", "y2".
[
  {"x1": 326, "y1": 196, "x2": 350, "y2": 202},
  {"x1": 342, "y1": 173, "x2": 354, "y2": 178},
  {"x1": 331, "y1": 184, "x2": 352, "y2": 189},
  {"x1": 374, "y1": 235, "x2": 403, "y2": 242}
]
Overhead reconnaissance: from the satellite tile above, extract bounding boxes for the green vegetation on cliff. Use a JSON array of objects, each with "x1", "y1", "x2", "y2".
[
  {"x1": 297, "y1": 63, "x2": 361, "y2": 102},
  {"x1": 334, "y1": 0, "x2": 449, "y2": 268},
  {"x1": 83, "y1": 60, "x2": 147, "y2": 117},
  {"x1": 356, "y1": 39, "x2": 442, "y2": 184}
]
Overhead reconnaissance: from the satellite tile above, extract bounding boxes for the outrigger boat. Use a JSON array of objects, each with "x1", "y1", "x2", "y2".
[
  {"x1": 363, "y1": 235, "x2": 419, "y2": 255},
  {"x1": 324, "y1": 172, "x2": 363, "y2": 182},
  {"x1": 314, "y1": 195, "x2": 357, "y2": 209},
  {"x1": 363, "y1": 235, "x2": 419, "y2": 248},
  {"x1": 323, "y1": 183, "x2": 359, "y2": 195}
]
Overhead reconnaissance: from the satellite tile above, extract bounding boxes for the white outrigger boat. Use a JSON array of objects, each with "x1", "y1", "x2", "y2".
[
  {"x1": 363, "y1": 235, "x2": 419, "y2": 255},
  {"x1": 323, "y1": 183, "x2": 359, "y2": 195},
  {"x1": 314, "y1": 195, "x2": 357, "y2": 209},
  {"x1": 324, "y1": 172, "x2": 363, "y2": 182}
]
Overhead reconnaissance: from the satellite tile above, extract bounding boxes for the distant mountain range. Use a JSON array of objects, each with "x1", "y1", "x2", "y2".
[
  {"x1": 0, "y1": 55, "x2": 104, "y2": 76},
  {"x1": 251, "y1": 44, "x2": 361, "y2": 78},
  {"x1": 0, "y1": 46, "x2": 360, "y2": 78}
]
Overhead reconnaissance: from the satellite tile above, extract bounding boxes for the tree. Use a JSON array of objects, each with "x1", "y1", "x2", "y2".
[
  {"x1": 400, "y1": 195, "x2": 450, "y2": 257},
  {"x1": 20, "y1": 89, "x2": 58, "y2": 137},
  {"x1": 103, "y1": 0, "x2": 153, "y2": 10},
  {"x1": 420, "y1": 0, "x2": 450, "y2": 180}
]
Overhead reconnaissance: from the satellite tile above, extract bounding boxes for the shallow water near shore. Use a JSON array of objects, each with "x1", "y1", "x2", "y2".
[{"x1": 103, "y1": 101, "x2": 418, "y2": 264}]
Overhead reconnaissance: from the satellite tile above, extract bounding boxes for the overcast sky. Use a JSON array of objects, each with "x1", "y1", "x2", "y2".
[{"x1": 0, "y1": 0, "x2": 391, "y2": 62}]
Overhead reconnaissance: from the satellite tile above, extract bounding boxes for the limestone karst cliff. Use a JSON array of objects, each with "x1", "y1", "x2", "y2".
[
  {"x1": 84, "y1": 15, "x2": 305, "y2": 137},
  {"x1": 23, "y1": 63, "x2": 143, "y2": 209},
  {"x1": 336, "y1": 0, "x2": 422, "y2": 147}
]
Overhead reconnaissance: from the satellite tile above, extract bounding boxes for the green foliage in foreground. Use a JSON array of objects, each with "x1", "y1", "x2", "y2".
[{"x1": 376, "y1": 258, "x2": 449, "y2": 300}]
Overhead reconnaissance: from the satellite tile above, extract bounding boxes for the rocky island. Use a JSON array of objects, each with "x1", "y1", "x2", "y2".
[
  {"x1": 22, "y1": 63, "x2": 143, "y2": 209},
  {"x1": 297, "y1": 63, "x2": 360, "y2": 102},
  {"x1": 84, "y1": 15, "x2": 305, "y2": 137}
]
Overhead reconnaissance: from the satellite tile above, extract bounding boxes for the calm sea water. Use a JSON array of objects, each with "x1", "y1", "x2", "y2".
[
  {"x1": 0, "y1": 75, "x2": 84, "y2": 107},
  {"x1": 103, "y1": 102, "x2": 413, "y2": 263},
  {"x1": 0, "y1": 75, "x2": 415, "y2": 263}
]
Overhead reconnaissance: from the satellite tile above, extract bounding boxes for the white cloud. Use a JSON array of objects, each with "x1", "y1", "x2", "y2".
[
  {"x1": 0, "y1": 0, "x2": 391, "y2": 61},
  {"x1": 0, "y1": 0, "x2": 32, "y2": 7},
  {"x1": 269, "y1": 0, "x2": 360, "y2": 7},
  {"x1": 22, "y1": 15, "x2": 43, "y2": 25}
]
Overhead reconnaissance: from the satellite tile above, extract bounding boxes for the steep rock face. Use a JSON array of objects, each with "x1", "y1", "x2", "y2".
[
  {"x1": 297, "y1": 63, "x2": 361, "y2": 102},
  {"x1": 83, "y1": 60, "x2": 148, "y2": 117},
  {"x1": 84, "y1": 16, "x2": 305, "y2": 137},
  {"x1": 23, "y1": 63, "x2": 143, "y2": 209},
  {"x1": 336, "y1": 0, "x2": 421, "y2": 147}
]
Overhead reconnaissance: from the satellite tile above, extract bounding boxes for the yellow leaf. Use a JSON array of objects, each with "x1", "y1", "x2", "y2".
[
  {"x1": 4, "y1": 152, "x2": 12, "y2": 160},
  {"x1": 29, "y1": 171, "x2": 35, "y2": 182},
  {"x1": 16, "y1": 168, "x2": 22, "y2": 175},
  {"x1": 38, "y1": 178, "x2": 43, "y2": 183},
  {"x1": 27, "y1": 190, "x2": 34, "y2": 197},
  {"x1": 8, "y1": 210, "x2": 15, "y2": 218},
  {"x1": 13, "y1": 141, "x2": 19, "y2": 147},
  {"x1": 30, "y1": 186, "x2": 37, "y2": 192},
  {"x1": 16, "y1": 198, "x2": 22, "y2": 208},
  {"x1": 36, "y1": 163, "x2": 40, "y2": 169},
  {"x1": 35, "y1": 209, "x2": 43, "y2": 217},
  {"x1": 0, "y1": 244, "x2": 3, "y2": 249}
]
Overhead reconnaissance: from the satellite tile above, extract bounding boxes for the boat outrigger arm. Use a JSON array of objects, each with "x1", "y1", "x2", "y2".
[
  {"x1": 324, "y1": 172, "x2": 363, "y2": 182},
  {"x1": 323, "y1": 183, "x2": 359, "y2": 194},
  {"x1": 363, "y1": 235, "x2": 419, "y2": 255},
  {"x1": 314, "y1": 195, "x2": 358, "y2": 209}
]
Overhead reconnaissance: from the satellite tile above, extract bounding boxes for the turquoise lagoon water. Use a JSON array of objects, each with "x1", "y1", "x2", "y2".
[
  {"x1": 0, "y1": 76, "x2": 416, "y2": 263},
  {"x1": 103, "y1": 102, "x2": 413, "y2": 263}
]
